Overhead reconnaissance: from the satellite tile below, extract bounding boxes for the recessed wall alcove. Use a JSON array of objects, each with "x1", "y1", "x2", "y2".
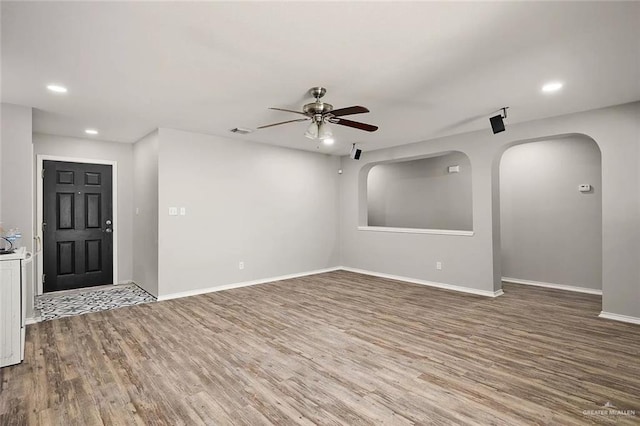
[{"x1": 361, "y1": 151, "x2": 473, "y2": 234}]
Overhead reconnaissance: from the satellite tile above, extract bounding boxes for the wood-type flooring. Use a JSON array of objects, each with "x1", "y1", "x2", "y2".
[{"x1": 1, "y1": 271, "x2": 639, "y2": 425}]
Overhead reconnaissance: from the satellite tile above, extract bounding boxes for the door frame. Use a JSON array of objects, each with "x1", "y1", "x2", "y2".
[{"x1": 36, "y1": 155, "x2": 119, "y2": 295}]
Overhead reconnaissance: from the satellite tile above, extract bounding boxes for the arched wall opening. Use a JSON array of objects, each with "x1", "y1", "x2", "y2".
[
  {"x1": 342, "y1": 104, "x2": 637, "y2": 316},
  {"x1": 493, "y1": 133, "x2": 603, "y2": 298},
  {"x1": 363, "y1": 151, "x2": 473, "y2": 232}
]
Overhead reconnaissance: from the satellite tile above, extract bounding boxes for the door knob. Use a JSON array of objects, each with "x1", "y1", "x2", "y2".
[
  {"x1": 105, "y1": 228, "x2": 112, "y2": 233},
  {"x1": 106, "y1": 220, "x2": 112, "y2": 225}
]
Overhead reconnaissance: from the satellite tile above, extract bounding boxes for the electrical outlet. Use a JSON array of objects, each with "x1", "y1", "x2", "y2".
[
  {"x1": 239, "y1": 261, "x2": 244, "y2": 270},
  {"x1": 168, "y1": 207, "x2": 178, "y2": 216},
  {"x1": 436, "y1": 261, "x2": 442, "y2": 270}
]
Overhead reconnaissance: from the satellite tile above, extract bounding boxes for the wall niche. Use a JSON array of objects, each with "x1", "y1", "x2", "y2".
[{"x1": 366, "y1": 151, "x2": 472, "y2": 231}]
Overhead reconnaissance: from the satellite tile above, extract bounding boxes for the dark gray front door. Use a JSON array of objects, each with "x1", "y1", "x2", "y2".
[{"x1": 43, "y1": 160, "x2": 113, "y2": 292}]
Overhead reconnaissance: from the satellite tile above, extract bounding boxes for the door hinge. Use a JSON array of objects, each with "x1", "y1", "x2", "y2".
[
  {"x1": 42, "y1": 169, "x2": 45, "y2": 179},
  {"x1": 42, "y1": 222, "x2": 47, "y2": 231},
  {"x1": 42, "y1": 274, "x2": 46, "y2": 283}
]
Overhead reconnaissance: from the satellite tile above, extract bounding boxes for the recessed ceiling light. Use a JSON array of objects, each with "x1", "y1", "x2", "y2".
[
  {"x1": 323, "y1": 138, "x2": 335, "y2": 145},
  {"x1": 85, "y1": 129, "x2": 98, "y2": 135},
  {"x1": 542, "y1": 82, "x2": 563, "y2": 93},
  {"x1": 47, "y1": 84, "x2": 68, "y2": 93}
]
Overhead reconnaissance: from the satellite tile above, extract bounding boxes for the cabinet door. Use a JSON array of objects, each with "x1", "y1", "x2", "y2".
[{"x1": 0, "y1": 260, "x2": 21, "y2": 367}]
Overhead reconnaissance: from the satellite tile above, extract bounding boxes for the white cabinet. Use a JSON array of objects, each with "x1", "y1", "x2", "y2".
[{"x1": 0, "y1": 248, "x2": 28, "y2": 368}]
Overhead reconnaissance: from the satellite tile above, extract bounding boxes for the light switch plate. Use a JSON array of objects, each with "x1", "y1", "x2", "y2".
[{"x1": 169, "y1": 207, "x2": 178, "y2": 216}]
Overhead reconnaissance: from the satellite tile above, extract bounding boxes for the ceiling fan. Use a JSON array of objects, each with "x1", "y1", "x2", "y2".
[{"x1": 257, "y1": 87, "x2": 378, "y2": 140}]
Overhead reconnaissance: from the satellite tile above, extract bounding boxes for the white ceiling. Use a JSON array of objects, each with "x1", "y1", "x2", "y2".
[{"x1": 2, "y1": 1, "x2": 639, "y2": 154}]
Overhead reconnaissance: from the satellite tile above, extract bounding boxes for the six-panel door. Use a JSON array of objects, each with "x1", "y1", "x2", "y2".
[{"x1": 43, "y1": 161, "x2": 113, "y2": 292}]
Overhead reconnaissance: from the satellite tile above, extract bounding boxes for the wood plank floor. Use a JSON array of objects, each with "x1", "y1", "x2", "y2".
[{"x1": 1, "y1": 270, "x2": 639, "y2": 425}]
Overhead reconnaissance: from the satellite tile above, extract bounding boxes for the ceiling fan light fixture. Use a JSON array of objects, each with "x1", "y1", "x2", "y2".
[
  {"x1": 304, "y1": 122, "x2": 319, "y2": 139},
  {"x1": 318, "y1": 122, "x2": 333, "y2": 140}
]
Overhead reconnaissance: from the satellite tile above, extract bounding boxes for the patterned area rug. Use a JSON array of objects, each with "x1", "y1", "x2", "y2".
[{"x1": 35, "y1": 284, "x2": 156, "y2": 321}]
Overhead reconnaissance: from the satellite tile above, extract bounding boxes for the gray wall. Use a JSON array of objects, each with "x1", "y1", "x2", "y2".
[
  {"x1": 3, "y1": 101, "x2": 635, "y2": 322},
  {"x1": 1, "y1": 104, "x2": 32, "y2": 248},
  {"x1": 1, "y1": 103, "x2": 34, "y2": 318},
  {"x1": 339, "y1": 101, "x2": 640, "y2": 319},
  {"x1": 157, "y1": 128, "x2": 340, "y2": 298},
  {"x1": 500, "y1": 137, "x2": 602, "y2": 290},
  {"x1": 132, "y1": 130, "x2": 159, "y2": 297},
  {"x1": 32, "y1": 133, "x2": 134, "y2": 284},
  {"x1": 367, "y1": 151, "x2": 472, "y2": 230}
]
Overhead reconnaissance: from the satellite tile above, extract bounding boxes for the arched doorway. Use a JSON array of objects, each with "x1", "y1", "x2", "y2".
[{"x1": 494, "y1": 134, "x2": 603, "y2": 303}]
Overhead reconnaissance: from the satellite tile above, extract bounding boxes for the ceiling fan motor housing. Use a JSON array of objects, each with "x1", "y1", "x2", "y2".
[{"x1": 303, "y1": 102, "x2": 334, "y2": 116}]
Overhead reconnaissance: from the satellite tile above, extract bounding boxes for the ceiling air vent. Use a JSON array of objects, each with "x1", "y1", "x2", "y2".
[{"x1": 230, "y1": 127, "x2": 253, "y2": 135}]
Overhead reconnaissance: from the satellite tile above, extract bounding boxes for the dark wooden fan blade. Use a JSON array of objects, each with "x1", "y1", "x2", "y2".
[
  {"x1": 269, "y1": 107, "x2": 308, "y2": 116},
  {"x1": 329, "y1": 106, "x2": 370, "y2": 117},
  {"x1": 334, "y1": 118, "x2": 378, "y2": 132},
  {"x1": 257, "y1": 118, "x2": 309, "y2": 129}
]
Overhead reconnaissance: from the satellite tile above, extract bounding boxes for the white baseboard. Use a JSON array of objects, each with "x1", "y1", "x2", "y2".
[
  {"x1": 599, "y1": 311, "x2": 640, "y2": 325},
  {"x1": 341, "y1": 266, "x2": 503, "y2": 298},
  {"x1": 25, "y1": 316, "x2": 41, "y2": 325},
  {"x1": 502, "y1": 277, "x2": 602, "y2": 295},
  {"x1": 157, "y1": 266, "x2": 342, "y2": 301},
  {"x1": 158, "y1": 266, "x2": 503, "y2": 301}
]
